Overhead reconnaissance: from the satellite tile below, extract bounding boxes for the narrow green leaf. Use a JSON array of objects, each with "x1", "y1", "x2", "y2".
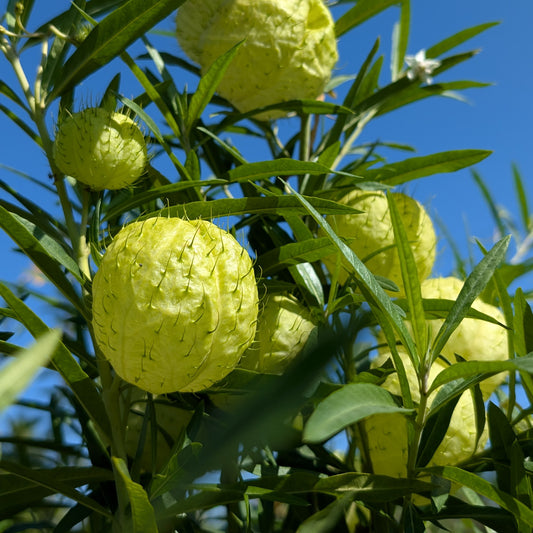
[
  {"x1": 257, "y1": 237, "x2": 336, "y2": 274},
  {"x1": 50, "y1": 0, "x2": 185, "y2": 101},
  {"x1": 112, "y1": 457, "x2": 158, "y2": 532},
  {"x1": 0, "y1": 330, "x2": 60, "y2": 412},
  {"x1": 196, "y1": 126, "x2": 248, "y2": 165},
  {"x1": 335, "y1": 0, "x2": 399, "y2": 37},
  {"x1": 100, "y1": 72, "x2": 121, "y2": 111},
  {"x1": 0, "y1": 283, "x2": 111, "y2": 441},
  {"x1": 360, "y1": 150, "x2": 492, "y2": 187},
  {"x1": 488, "y1": 402, "x2": 518, "y2": 494},
  {"x1": 0, "y1": 465, "x2": 114, "y2": 521},
  {"x1": 149, "y1": 443, "x2": 203, "y2": 501},
  {"x1": 156, "y1": 195, "x2": 362, "y2": 221},
  {"x1": 416, "y1": 394, "x2": 460, "y2": 467},
  {"x1": 296, "y1": 494, "x2": 353, "y2": 533},
  {"x1": 0, "y1": 205, "x2": 85, "y2": 313},
  {"x1": 426, "y1": 22, "x2": 499, "y2": 58},
  {"x1": 431, "y1": 235, "x2": 510, "y2": 360},
  {"x1": 0, "y1": 80, "x2": 30, "y2": 111},
  {"x1": 426, "y1": 498, "x2": 517, "y2": 533},
  {"x1": 303, "y1": 383, "x2": 413, "y2": 443},
  {"x1": 472, "y1": 169, "x2": 507, "y2": 238},
  {"x1": 319, "y1": 38, "x2": 380, "y2": 153},
  {"x1": 104, "y1": 179, "x2": 225, "y2": 221},
  {"x1": 313, "y1": 472, "x2": 433, "y2": 502},
  {"x1": 428, "y1": 355, "x2": 533, "y2": 393},
  {"x1": 387, "y1": 192, "x2": 428, "y2": 358},
  {"x1": 514, "y1": 289, "x2": 533, "y2": 357},
  {"x1": 424, "y1": 465, "x2": 533, "y2": 528},
  {"x1": 114, "y1": 91, "x2": 192, "y2": 182},
  {"x1": 0, "y1": 461, "x2": 112, "y2": 518},
  {"x1": 391, "y1": 0, "x2": 410, "y2": 81},
  {"x1": 512, "y1": 164, "x2": 531, "y2": 232},
  {"x1": 226, "y1": 159, "x2": 339, "y2": 182},
  {"x1": 186, "y1": 42, "x2": 242, "y2": 133},
  {"x1": 0, "y1": 104, "x2": 41, "y2": 146}
]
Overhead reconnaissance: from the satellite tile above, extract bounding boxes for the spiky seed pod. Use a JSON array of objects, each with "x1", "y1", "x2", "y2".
[
  {"x1": 239, "y1": 293, "x2": 317, "y2": 374},
  {"x1": 175, "y1": 0, "x2": 338, "y2": 120},
  {"x1": 416, "y1": 276, "x2": 508, "y2": 398},
  {"x1": 92, "y1": 217, "x2": 259, "y2": 393},
  {"x1": 53, "y1": 107, "x2": 147, "y2": 190},
  {"x1": 363, "y1": 351, "x2": 489, "y2": 478},
  {"x1": 321, "y1": 190, "x2": 436, "y2": 295}
]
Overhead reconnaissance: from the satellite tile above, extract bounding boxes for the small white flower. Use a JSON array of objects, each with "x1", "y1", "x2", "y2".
[{"x1": 405, "y1": 49, "x2": 441, "y2": 84}]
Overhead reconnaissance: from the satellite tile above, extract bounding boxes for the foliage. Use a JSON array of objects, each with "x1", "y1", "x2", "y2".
[{"x1": 0, "y1": 1, "x2": 532, "y2": 532}]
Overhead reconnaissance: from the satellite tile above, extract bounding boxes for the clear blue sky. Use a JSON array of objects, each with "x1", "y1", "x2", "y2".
[
  {"x1": 1, "y1": 0, "x2": 532, "y2": 444},
  {"x1": 1, "y1": 0, "x2": 532, "y2": 312}
]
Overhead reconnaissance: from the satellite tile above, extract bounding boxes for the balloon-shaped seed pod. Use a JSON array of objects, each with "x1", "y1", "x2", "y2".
[
  {"x1": 363, "y1": 350, "x2": 489, "y2": 478},
  {"x1": 92, "y1": 217, "x2": 259, "y2": 393},
  {"x1": 239, "y1": 293, "x2": 317, "y2": 374},
  {"x1": 321, "y1": 189, "x2": 437, "y2": 295},
  {"x1": 175, "y1": 0, "x2": 338, "y2": 120},
  {"x1": 53, "y1": 107, "x2": 147, "y2": 190}
]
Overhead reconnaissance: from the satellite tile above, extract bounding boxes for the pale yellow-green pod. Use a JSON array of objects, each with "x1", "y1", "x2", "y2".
[
  {"x1": 53, "y1": 108, "x2": 147, "y2": 190},
  {"x1": 363, "y1": 351, "x2": 488, "y2": 478},
  {"x1": 321, "y1": 189, "x2": 437, "y2": 296},
  {"x1": 175, "y1": 0, "x2": 338, "y2": 120},
  {"x1": 92, "y1": 217, "x2": 259, "y2": 393},
  {"x1": 239, "y1": 293, "x2": 317, "y2": 374}
]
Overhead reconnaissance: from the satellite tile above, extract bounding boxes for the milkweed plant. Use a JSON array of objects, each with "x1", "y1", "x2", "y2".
[{"x1": 0, "y1": 1, "x2": 532, "y2": 532}]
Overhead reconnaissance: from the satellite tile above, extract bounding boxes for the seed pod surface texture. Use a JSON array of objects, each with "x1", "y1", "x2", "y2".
[
  {"x1": 92, "y1": 217, "x2": 259, "y2": 393},
  {"x1": 364, "y1": 351, "x2": 489, "y2": 477},
  {"x1": 322, "y1": 190, "x2": 436, "y2": 294},
  {"x1": 53, "y1": 107, "x2": 147, "y2": 190},
  {"x1": 419, "y1": 276, "x2": 508, "y2": 397},
  {"x1": 239, "y1": 294, "x2": 317, "y2": 374},
  {"x1": 175, "y1": 0, "x2": 338, "y2": 120}
]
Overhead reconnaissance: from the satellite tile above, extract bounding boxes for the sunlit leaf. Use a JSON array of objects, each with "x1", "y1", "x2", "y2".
[{"x1": 303, "y1": 383, "x2": 413, "y2": 443}]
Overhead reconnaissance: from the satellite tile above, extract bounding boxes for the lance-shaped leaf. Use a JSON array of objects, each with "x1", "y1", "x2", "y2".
[
  {"x1": 430, "y1": 235, "x2": 510, "y2": 361},
  {"x1": 428, "y1": 356, "x2": 533, "y2": 394},
  {"x1": 49, "y1": 0, "x2": 185, "y2": 101},
  {"x1": 153, "y1": 195, "x2": 361, "y2": 221},
  {"x1": 303, "y1": 383, "x2": 413, "y2": 443},
  {"x1": 0, "y1": 330, "x2": 60, "y2": 412},
  {"x1": 112, "y1": 457, "x2": 158, "y2": 532},
  {"x1": 423, "y1": 465, "x2": 533, "y2": 528},
  {"x1": 225, "y1": 159, "x2": 346, "y2": 182},
  {"x1": 186, "y1": 42, "x2": 243, "y2": 134},
  {"x1": 0, "y1": 283, "x2": 111, "y2": 441},
  {"x1": 0, "y1": 461, "x2": 113, "y2": 519},
  {"x1": 0, "y1": 205, "x2": 85, "y2": 315},
  {"x1": 359, "y1": 150, "x2": 492, "y2": 187}
]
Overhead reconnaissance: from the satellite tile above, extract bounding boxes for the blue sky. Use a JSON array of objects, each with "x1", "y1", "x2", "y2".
[
  {"x1": 0, "y1": 0, "x2": 532, "y2": 452},
  {"x1": 1, "y1": 1, "x2": 532, "y2": 281},
  {"x1": 1, "y1": 0, "x2": 532, "y2": 331}
]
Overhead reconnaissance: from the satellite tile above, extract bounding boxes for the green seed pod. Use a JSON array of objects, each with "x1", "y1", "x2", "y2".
[
  {"x1": 175, "y1": 0, "x2": 338, "y2": 120},
  {"x1": 53, "y1": 107, "x2": 147, "y2": 190},
  {"x1": 239, "y1": 293, "x2": 317, "y2": 374},
  {"x1": 321, "y1": 190, "x2": 436, "y2": 295},
  {"x1": 92, "y1": 217, "x2": 259, "y2": 393},
  {"x1": 364, "y1": 351, "x2": 488, "y2": 478}
]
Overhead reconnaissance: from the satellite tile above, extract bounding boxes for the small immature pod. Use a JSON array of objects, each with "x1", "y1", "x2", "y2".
[{"x1": 53, "y1": 107, "x2": 147, "y2": 190}]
